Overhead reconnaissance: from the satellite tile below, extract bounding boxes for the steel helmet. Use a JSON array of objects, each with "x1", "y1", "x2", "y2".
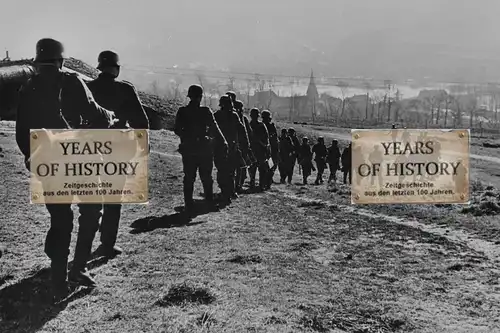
[
  {"x1": 226, "y1": 91, "x2": 236, "y2": 101},
  {"x1": 97, "y1": 50, "x2": 120, "y2": 69},
  {"x1": 35, "y1": 38, "x2": 65, "y2": 63},
  {"x1": 187, "y1": 84, "x2": 203, "y2": 98},
  {"x1": 250, "y1": 108, "x2": 260, "y2": 117},
  {"x1": 234, "y1": 100, "x2": 244, "y2": 110},
  {"x1": 219, "y1": 95, "x2": 233, "y2": 107},
  {"x1": 261, "y1": 110, "x2": 271, "y2": 119}
]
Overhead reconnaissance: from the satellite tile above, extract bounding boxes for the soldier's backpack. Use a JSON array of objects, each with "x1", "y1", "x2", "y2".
[{"x1": 18, "y1": 71, "x2": 84, "y2": 131}]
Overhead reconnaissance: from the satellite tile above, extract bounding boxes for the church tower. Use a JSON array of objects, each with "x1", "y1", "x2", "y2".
[{"x1": 306, "y1": 69, "x2": 319, "y2": 121}]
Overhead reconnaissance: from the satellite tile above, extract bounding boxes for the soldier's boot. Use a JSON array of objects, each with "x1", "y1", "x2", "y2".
[
  {"x1": 68, "y1": 267, "x2": 96, "y2": 288},
  {"x1": 219, "y1": 188, "x2": 232, "y2": 206},
  {"x1": 50, "y1": 258, "x2": 70, "y2": 299},
  {"x1": 267, "y1": 168, "x2": 275, "y2": 188},
  {"x1": 303, "y1": 176, "x2": 308, "y2": 185},
  {"x1": 203, "y1": 182, "x2": 219, "y2": 212},
  {"x1": 183, "y1": 184, "x2": 196, "y2": 214}
]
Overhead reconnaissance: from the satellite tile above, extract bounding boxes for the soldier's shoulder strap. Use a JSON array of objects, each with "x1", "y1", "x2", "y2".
[
  {"x1": 120, "y1": 79, "x2": 134, "y2": 86},
  {"x1": 118, "y1": 79, "x2": 138, "y2": 91}
]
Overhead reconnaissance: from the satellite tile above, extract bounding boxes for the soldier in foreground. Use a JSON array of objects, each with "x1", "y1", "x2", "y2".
[
  {"x1": 312, "y1": 136, "x2": 328, "y2": 185},
  {"x1": 248, "y1": 108, "x2": 271, "y2": 191},
  {"x1": 261, "y1": 110, "x2": 279, "y2": 188},
  {"x1": 16, "y1": 38, "x2": 117, "y2": 295},
  {"x1": 327, "y1": 139, "x2": 341, "y2": 183},
  {"x1": 298, "y1": 137, "x2": 314, "y2": 184},
  {"x1": 86, "y1": 50, "x2": 150, "y2": 258},
  {"x1": 214, "y1": 95, "x2": 247, "y2": 204},
  {"x1": 341, "y1": 143, "x2": 352, "y2": 184},
  {"x1": 278, "y1": 129, "x2": 294, "y2": 183},
  {"x1": 174, "y1": 85, "x2": 227, "y2": 214}
]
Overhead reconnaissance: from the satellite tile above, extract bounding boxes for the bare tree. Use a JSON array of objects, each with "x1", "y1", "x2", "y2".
[
  {"x1": 370, "y1": 91, "x2": 384, "y2": 123},
  {"x1": 170, "y1": 75, "x2": 183, "y2": 101},
  {"x1": 246, "y1": 78, "x2": 253, "y2": 108},
  {"x1": 227, "y1": 76, "x2": 236, "y2": 91},
  {"x1": 267, "y1": 77, "x2": 274, "y2": 109},
  {"x1": 443, "y1": 94, "x2": 454, "y2": 128},
  {"x1": 337, "y1": 81, "x2": 349, "y2": 119},
  {"x1": 150, "y1": 79, "x2": 160, "y2": 96},
  {"x1": 394, "y1": 89, "x2": 402, "y2": 123},
  {"x1": 363, "y1": 81, "x2": 372, "y2": 121},
  {"x1": 195, "y1": 71, "x2": 208, "y2": 106}
]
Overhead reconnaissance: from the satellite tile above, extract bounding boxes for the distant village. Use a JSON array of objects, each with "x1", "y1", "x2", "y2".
[{"x1": 145, "y1": 69, "x2": 500, "y2": 131}]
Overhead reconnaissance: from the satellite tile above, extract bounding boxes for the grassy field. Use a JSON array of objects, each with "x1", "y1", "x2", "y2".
[{"x1": 1, "y1": 121, "x2": 500, "y2": 332}]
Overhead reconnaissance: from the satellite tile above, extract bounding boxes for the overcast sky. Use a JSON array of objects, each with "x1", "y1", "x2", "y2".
[{"x1": 1, "y1": 0, "x2": 498, "y2": 80}]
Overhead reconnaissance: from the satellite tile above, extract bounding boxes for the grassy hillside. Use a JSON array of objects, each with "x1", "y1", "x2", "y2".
[{"x1": 0, "y1": 122, "x2": 499, "y2": 332}]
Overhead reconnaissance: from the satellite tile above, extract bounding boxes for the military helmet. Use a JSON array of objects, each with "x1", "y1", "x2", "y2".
[
  {"x1": 97, "y1": 50, "x2": 120, "y2": 69},
  {"x1": 302, "y1": 137, "x2": 308, "y2": 141},
  {"x1": 226, "y1": 91, "x2": 236, "y2": 101},
  {"x1": 188, "y1": 84, "x2": 203, "y2": 98},
  {"x1": 332, "y1": 139, "x2": 338, "y2": 144},
  {"x1": 288, "y1": 128, "x2": 295, "y2": 133},
  {"x1": 234, "y1": 100, "x2": 244, "y2": 110},
  {"x1": 261, "y1": 110, "x2": 271, "y2": 119},
  {"x1": 250, "y1": 108, "x2": 260, "y2": 117},
  {"x1": 219, "y1": 95, "x2": 233, "y2": 108},
  {"x1": 35, "y1": 38, "x2": 65, "y2": 63},
  {"x1": 318, "y1": 136, "x2": 324, "y2": 141}
]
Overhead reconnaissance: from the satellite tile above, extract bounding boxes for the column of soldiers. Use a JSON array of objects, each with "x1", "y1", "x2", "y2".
[
  {"x1": 175, "y1": 85, "x2": 354, "y2": 213},
  {"x1": 15, "y1": 38, "x2": 149, "y2": 298},
  {"x1": 13, "y1": 37, "x2": 354, "y2": 300}
]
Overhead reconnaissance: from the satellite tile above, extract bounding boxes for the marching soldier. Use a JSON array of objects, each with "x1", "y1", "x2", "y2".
[
  {"x1": 232, "y1": 98, "x2": 254, "y2": 193},
  {"x1": 298, "y1": 137, "x2": 315, "y2": 185},
  {"x1": 327, "y1": 139, "x2": 341, "y2": 183},
  {"x1": 174, "y1": 85, "x2": 227, "y2": 214},
  {"x1": 248, "y1": 108, "x2": 271, "y2": 191},
  {"x1": 278, "y1": 129, "x2": 294, "y2": 184},
  {"x1": 214, "y1": 95, "x2": 248, "y2": 204},
  {"x1": 341, "y1": 143, "x2": 352, "y2": 184},
  {"x1": 287, "y1": 128, "x2": 301, "y2": 183},
  {"x1": 86, "y1": 50, "x2": 150, "y2": 258},
  {"x1": 16, "y1": 38, "x2": 117, "y2": 295},
  {"x1": 312, "y1": 136, "x2": 328, "y2": 185},
  {"x1": 261, "y1": 110, "x2": 279, "y2": 188}
]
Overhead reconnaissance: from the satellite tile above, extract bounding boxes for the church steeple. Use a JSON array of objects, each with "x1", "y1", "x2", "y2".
[
  {"x1": 306, "y1": 69, "x2": 319, "y2": 100},
  {"x1": 306, "y1": 69, "x2": 319, "y2": 120}
]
